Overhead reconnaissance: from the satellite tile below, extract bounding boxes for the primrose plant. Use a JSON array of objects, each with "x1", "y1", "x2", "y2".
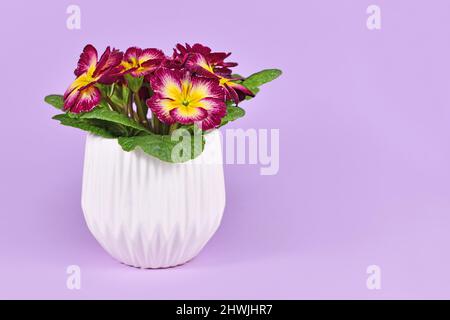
[{"x1": 45, "y1": 43, "x2": 281, "y2": 162}]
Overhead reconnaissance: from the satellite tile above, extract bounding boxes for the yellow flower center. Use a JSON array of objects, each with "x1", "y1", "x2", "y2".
[
  {"x1": 121, "y1": 56, "x2": 149, "y2": 73},
  {"x1": 162, "y1": 79, "x2": 210, "y2": 117},
  {"x1": 68, "y1": 64, "x2": 99, "y2": 92},
  {"x1": 200, "y1": 60, "x2": 215, "y2": 73},
  {"x1": 219, "y1": 77, "x2": 230, "y2": 86}
]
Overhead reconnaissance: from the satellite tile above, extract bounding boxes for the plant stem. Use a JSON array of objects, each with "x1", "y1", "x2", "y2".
[
  {"x1": 152, "y1": 112, "x2": 160, "y2": 134},
  {"x1": 161, "y1": 123, "x2": 169, "y2": 135},
  {"x1": 127, "y1": 91, "x2": 138, "y2": 122},
  {"x1": 109, "y1": 83, "x2": 115, "y2": 96},
  {"x1": 104, "y1": 95, "x2": 122, "y2": 113},
  {"x1": 127, "y1": 91, "x2": 132, "y2": 117},
  {"x1": 133, "y1": 92, "x2": 149, "y2": 128},
  {"x1": 168, "y1": 123, "x2": 179, "y2": 134}
]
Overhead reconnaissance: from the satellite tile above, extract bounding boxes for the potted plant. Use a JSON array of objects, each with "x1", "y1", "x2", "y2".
[{"x1": 44, "y1": 43, "x2": 281, "y2": 268}]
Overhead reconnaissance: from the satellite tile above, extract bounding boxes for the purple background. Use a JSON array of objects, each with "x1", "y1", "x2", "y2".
[{"x1": 1, "y1": 0, "x2": 450, "y2": 299}]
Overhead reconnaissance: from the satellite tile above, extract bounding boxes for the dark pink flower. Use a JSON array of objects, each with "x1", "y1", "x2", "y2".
[
  {"x1": 121, "y1": 47, "x2": 165, "y2": 77},
  {"x1": 185, "y1": 53, "x2": 254, "y2": 104},
  {"x1": 146, "y1": 68, "x2": 226, "y2": 130},
  {"x1": 172, "y1": 43, "x2": 236, "y2": 76},
  {"x1": 64, "y1": 45, "x2": 123, "y2": 113}
]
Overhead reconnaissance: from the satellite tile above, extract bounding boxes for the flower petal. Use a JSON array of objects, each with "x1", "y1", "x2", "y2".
[
  {"x1": 74, "y1": 45, "x2": 98, "y2": 76},
  {"x1": 224, "y1": 84, "x2": 240, "y2": 104},
  {"x1": 63, "y1": 87, "x2": 80, "y2": 111},
  {"x1": 185, "y1": 53, "x2": 216, "y2": 77},
  {"x1": 208, "y1": 52, "x2": 231, "y2": 65},
  {"x1": 169, "y1": 105, "x2": 208, "y2": 124},
  {"x1": 131, "y1": 60, "x2": 162, "y2": 77},
  {"x1": 196, "y1": 97, "x2": 226, "y2": 117},
  {"x1": 68, "y1": 86, "x2": 101, "y2": 113},
  {"x1": 150, "y1": 68, "x2": 183, "y2": 100},
  {"x1": 146, "y1": 94, "x2": 176, "y2": 125},
  {"x1": 190, "y1": 76, "x2": 224, "y2": 101},
  {"x1": 63, "y1": 73, "x2": 94, "y2": 105},
  {"x1": 198, "y1": 114, "x2": 222, "y2": 130},
  {"x1": 228, "y1": 81, "x2": 255, "y2": 97},
  {"x1": 140, "y1": 48, "x2": 165, "y2": 62},
  {"x1": 191, "y1": 43, "x2": 212, "y2": 56},
  {"x1": 124, "y1": 47, "x2": 142, "y2": 62},
  {"x1": 94, "y1": 47, "x2": 123, "y2": 80}
]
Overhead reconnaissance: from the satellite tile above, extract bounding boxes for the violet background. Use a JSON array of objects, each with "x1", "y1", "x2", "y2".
[{"x1": 1, "y1": 0, "x2": 450, "y2": 299}]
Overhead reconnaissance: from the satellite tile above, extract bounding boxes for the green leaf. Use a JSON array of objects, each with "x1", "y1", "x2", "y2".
[
  {"x1": 246, "y1": 87, "x2": 259, "y2": 99},
  {"x1": 77, "y1": 104, "x2": 150, "y2": 133},
  {"x1": 242, "y1": 69, "x2": 282, "y2": 94},
  {"x1": 122, "y1": 84, "x2": 131, "y2": 99},
  {"x1": 118, "y1": 130, "x2": 205, "y2": 163},
  {"x1": 220, "y1": 104, "x2": 246, "y2": 127},
  {"x1": 52, "y1": 114, "x2": 116, "y2": 138},
  {"x1": 125, "y1": 74, "x2": 144, "y2": 93},
  {"x1": 99, "y1": 83, "x2": 127, "y2": 107},
  {"x1": 44, "y1": 95, "x2": 64, "y2": 110},
  {"x1": 95, "y1": 84, "x2": 110, "y2": 97}
]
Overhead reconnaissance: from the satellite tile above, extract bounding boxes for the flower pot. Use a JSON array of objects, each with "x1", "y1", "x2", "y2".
[{"x1": 81, "y1": 131, "x2": 225, "y2": 268}]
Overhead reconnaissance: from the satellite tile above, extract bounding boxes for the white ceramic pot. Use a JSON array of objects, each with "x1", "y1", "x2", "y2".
[{"x1": 81, "y1": 131, "x2": 225, "y2": 268}]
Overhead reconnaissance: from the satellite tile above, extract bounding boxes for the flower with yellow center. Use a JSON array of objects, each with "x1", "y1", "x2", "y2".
[
  {"x1": 185, "y1": 53, "x2": 254, "y2": 104},
  {"x1": 121, "y1": 47, "x2": 165, "y2": 77},
  {"x1": 147, "y1": 68, "x2": 226, "y2": 130},
  {"x1": 64, "y1": 45, "x2": 123, "y2": 113}
]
